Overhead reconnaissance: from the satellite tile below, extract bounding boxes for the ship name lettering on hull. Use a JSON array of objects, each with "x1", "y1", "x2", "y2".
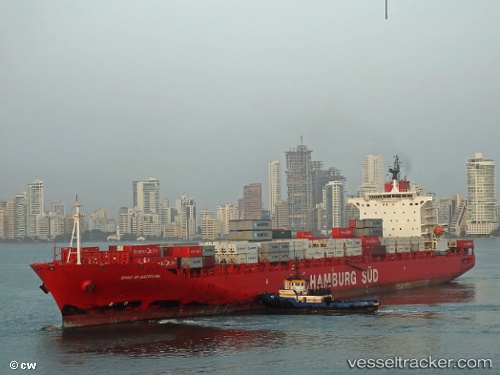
[
  {"x1": 120, "y1": 274, "x2": 161, "y2": 280},
  {"x1": 309, "y1": 268, "x2": 378, "y2": 289}
]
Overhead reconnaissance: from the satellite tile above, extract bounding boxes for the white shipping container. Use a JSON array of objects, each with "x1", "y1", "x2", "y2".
[
  {"x1": 334, "y1": 248, "x2": 345, "y2": 257},
  {"x1": 247, "y1": 243, "x2": 259, "y2": 252},
  {"x1": 261, "y1": 242, "x2": 280, "y2": 251},
  {"x1": 305, "y1": 248, "x2": 324, "y2": 259},
  {"x1": 278, "y1": 242, "x2": 289, "y2": 250},
  {"x1": 279, "y1": 252, "x2": 290, "y2": 262},
  {"x1": 289, "y1": 249, "x2": 305, "y2": 260},
  {"x1": 215, "y1": 254, "x2": 226, "y2": 263},
  {"x1": 346, "y1": 247, "x2": 362, "y2": 256},
  {"x1": 325, "y1": 249, "x2": 336, "y2": 258},
  {"x1": 202, "y1": 245, "x2": 215, "y2": 257},
  {"x1": 269, "y1": 253, "x2": 280, "y2": 262},
  {"x1": 246, "y1": 253, "x2": 259, "y2": 264},
  {"x1": 235, "y1": 254, "x2": 247, "y2": 264},
  {"x1": 386, "y1": 245, "x2": 397, "y2": 253},
  {"x1": 290, "y1": 239, "x2": 310, "y2": 250},
  {"x1": 399, "y1": 245, "x2": 411, "y2": 252}
]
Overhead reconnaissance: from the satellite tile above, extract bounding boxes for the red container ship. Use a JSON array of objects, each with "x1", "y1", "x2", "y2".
[{"x1": 30, "y1": 159, "x2": 475, "y2": 328}]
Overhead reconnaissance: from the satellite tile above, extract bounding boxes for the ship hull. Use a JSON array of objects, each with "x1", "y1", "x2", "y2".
[{"x1": 31, "y1": 251, "x2": 475, "y2": 328}]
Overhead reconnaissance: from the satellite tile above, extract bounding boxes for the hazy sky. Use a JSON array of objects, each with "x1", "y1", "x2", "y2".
[{"x1": 1, "y1": 1, "x2": 499, "y2": 216}]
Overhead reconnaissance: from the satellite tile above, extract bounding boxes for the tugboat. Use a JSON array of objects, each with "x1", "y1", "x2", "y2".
[{"x1": 258, "y1": 266, "x2": 380, "y2": 314}]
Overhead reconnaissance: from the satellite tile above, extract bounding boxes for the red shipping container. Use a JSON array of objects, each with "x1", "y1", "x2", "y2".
[
  {"x1": 172, "y1": 246, "x2": 203, "y2": 258},
  {"x1": 362, "y1": 245, "x2": 373, "y2": 256},
  {"x1": 332, "y1": 227, "x2": 354, "y2": 238},
  {"x1": 361, "y1": 236, "x2": 380, "y2": 246},
  {"x1": 156, "y1": 256, "x2": 178, "y2": 269},
  {"x1": 348, "y1": 220, "x2": 357, "y2": 229},
  {"x1": 132, "y1": 257, "x2": 150, "y2": 264},
  {"x1": 296, "y1": 231, "x2": 313, "y2": 239},
  {"x1": 371, "y1": 245, "x2": 387, "y2": 256},
  {"x1": 129, "y1": 246, "x2": 160, "y2": 258},
  {"x1": 123, "y1": 244, "x2": 160, "y2": 252},
  {"x1": 202, "y1": 256, "x2": 216, "y2": 268},
  {"x1": 161, "y1": 246, "x2": 173, "y2": 257}
]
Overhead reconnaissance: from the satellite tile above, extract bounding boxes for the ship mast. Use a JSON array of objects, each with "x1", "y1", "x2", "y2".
[
  {"x1": 388, "y1": 155, "x2": 401, "y2": 181},
  {"x1": 69, "y1": 196, "x2": 84, "y2": 265}
]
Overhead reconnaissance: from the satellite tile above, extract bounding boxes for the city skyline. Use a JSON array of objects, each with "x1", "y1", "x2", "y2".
[
  {"x1": 1, "y1": 149, "x2": 492, "y2": 220},
  {"x1": 0, "y1": 148, "x2": 496, "y2": 240},
  {"x1": 2, "y1": 2, "x2": 500, "y2": 218}
]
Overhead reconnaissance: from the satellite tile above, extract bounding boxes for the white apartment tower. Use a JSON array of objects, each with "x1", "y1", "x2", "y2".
[
  {"x1": 199, "y1": 209, "x2": 221, "y2": 240},
  {"x1": 176, "y1": 194, "x2": 196, "y2": 240},
  {"x1": 27, "y1": 179, "x2": 44, "y2": 238},
  {"x1": 268, "y1": 160, "x2": 281, "y2": 216},
  {"x1": 217, "y1": 203, "x2": 239, "y2": 236},
  {"x1": 466, "y1": 152, "x2": 497, "y2": 235},
  {"x1": 133, "y1": 178, "x2": 160, "y2": 214},
  {"x1": 323, "y1": 181, "x2": 346, "y2": 230},
  {"x1": 357, "y1": 154, "x2": 384, "y2": 196}
]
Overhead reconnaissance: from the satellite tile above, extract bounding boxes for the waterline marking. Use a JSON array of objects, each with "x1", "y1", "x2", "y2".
[{"x1": 347, "y1": 356, "x2": 493, "y2": 370}]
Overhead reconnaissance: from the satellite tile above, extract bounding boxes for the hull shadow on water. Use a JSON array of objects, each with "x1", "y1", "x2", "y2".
[
  {"x1": 373, "y1": 281, "x2": 476, "y2": 307},
  {"x1": 57, "y1": 320, "x2": 287, "y2": 358}
]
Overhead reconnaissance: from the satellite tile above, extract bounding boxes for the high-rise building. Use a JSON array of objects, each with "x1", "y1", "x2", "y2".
[
  {"x1": 0, "y1": 200, "x2": 5, "y2": 240},
  {"x1": 9, "y1": 196, "x2": 25, "y2": 240},
  {"x1": 199, "y1": 210, "x2": 221, "y2": 240},
  {"x1": 176, "y1": 194, "x2": 196, "y2": 240},
  {"x1": 268, "y1": 160, "x2": 281, "y2": 217},
  {"x1": 27, "y1": 179, "x2": 44, "y2": 238},
  {"x1": 241, "y1": 183, "x2": 262, "y2": 220},
  {"x1": 311, "y1": 162, "x2": 345, "y2": 206},
  {"x1": 364, "y1": 154, "x2": 384, "y2": 191},
  {"x1": 466, "y1": 152, "x2": 497, "y2": 235},
  {"x1": 357, "y1": 154, "x2": 384, "y2": 196},
  {"x1": 285, "y1": 142, "x2": 313, "y2": 231},
  {"x1": 275, "y1": 200, "x2": 289, "y2": 230},
  {"x1": 50, "y1": 200, "x2": 65, "y2": 217},
  {"x1": 449, "y1": 194, "x2": 467, "y2": 237},
  {"x1": 217, "y1": 203, "x2": 239, "y2": 236},
  {"x1": 133, "y1": 178, "x2": 160, "y2": 214},
  {"x1": 88, "y1": 208, "x2": 116, "y2": 233},
  {"x1": 323, "y1": 180, "x2": 346, "y2": 230},
  {"x1": 48, "y1": 200, "x2": 66, "y2": 238}
]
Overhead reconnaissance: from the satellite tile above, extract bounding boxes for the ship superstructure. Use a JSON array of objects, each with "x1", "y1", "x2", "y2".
[{"x1": 349, "y1": 155, "x2": 435, "y2": 239}]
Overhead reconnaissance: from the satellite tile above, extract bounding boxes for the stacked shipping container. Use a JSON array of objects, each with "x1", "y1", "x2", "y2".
[{"x1": 228, "y1": 220, "x2": 273, "y2": 241}]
